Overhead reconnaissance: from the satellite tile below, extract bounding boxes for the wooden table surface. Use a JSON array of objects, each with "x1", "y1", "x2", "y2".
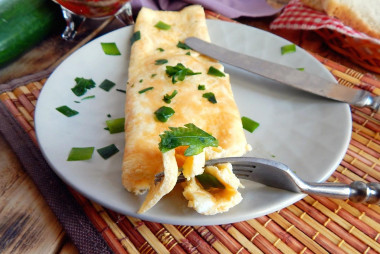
[{"x1": 1, "y1": 1, "x2": 379, "y2": 253}]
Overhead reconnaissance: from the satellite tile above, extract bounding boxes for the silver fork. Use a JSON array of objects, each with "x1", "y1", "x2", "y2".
[{"x1": 155, "y1": 157, "x2": 380, "y2": 204}]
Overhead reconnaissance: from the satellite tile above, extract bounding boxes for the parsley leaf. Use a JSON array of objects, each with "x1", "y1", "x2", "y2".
[
  {"x1": 165, "y1": 63, "x2": 201, "y2": 84},
  {"x1": 71, "y1": 77, "x2": 96, "y2": 96},
  {"x1": 158, "y1": 123, "x2": 218, "y2": 156}
]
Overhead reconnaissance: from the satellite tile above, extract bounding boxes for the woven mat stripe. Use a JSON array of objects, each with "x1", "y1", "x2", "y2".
[
  {"x1": 303, "y1": 196, "x2": 380, "y2": 251},
  {"x1": 1, "y1": 61, "x2": 380, "y2": 253},
  {"x1": 294, "y1": 199, "x2": 375, "y2": 254},
  {"x1": 70, "y1": 190, "x2": 129, "y2": 253}
]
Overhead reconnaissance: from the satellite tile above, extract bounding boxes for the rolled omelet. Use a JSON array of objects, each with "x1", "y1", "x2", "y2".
[{"x1": 122, "y1": 5, "x2": 249, "y2": 213}]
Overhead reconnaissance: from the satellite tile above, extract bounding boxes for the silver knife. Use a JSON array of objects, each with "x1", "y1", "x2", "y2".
[{"x1": 185, "y1": 37, "x2": 380, "y2": 111}]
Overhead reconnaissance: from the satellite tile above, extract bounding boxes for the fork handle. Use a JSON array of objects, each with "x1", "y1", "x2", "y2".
[{"x1": 303, "y1": 181, "x2": 380, "y2": 204}]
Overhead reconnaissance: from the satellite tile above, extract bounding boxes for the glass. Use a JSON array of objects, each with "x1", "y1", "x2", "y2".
[{"x1": 53, "y1": 0, "x2": 134, "y2": 40}]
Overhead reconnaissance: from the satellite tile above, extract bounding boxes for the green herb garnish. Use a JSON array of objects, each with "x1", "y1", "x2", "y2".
[
  {"x1": 139, "y1": 79, "x2": 143, "y2": 83},
  {"x1": 106, "y1": 118, "x2": 125, "y2": 134},
  {"x1": 99, "y1": 79, "x2": 116, "y2": 91},
  {"x1": 138, "y1": 87, "x2": 154, "y2": 94},
  {"x1": 56, "y1": 105, "x2": 78, "y2": 117},
  {"x1": 154, "y1": 106, "x2": 175, "y2": 122},
  {"x1": 186, "y1": 52, "x2": 191, "y2": 56},
  {"x1": 198, "y1": 84, "x2": 206, "y2": 90},
  {"x1": 177, "y1": 41, "x2": 191, "y2": 50},
  {"x1": 166, "y1": 63, "x2": 201, "y2": 84},
  {"x1": 81, "y1": 95, "x2": 95, "y2": 100},
  {"x1": 163, "y1": 90, "x2": 178, "y2": 103},
  {"x1": 101, "y1": 42, "x2": 121, "y2": 55},
  {"x1": 155, "y1": 59, "x2": 168, "y2": 65},
  {"x1": 151, "y1": 74, "x2": 157, "y2": 78},
  {"x1": 202, "y1": 92, "x2": 217, "y2": 104},
  {"x1": 116, "y1": 89, "x2": 126, "y2": 93},
  {"x1": 241, "y1": 116, "x2": 260, "y2": 133},
  {"x1": 155, "y1": 21, "x2": 171, "y2": 30},
  {"x1": 281, "y1": 44, "x2": 296, "y2": 55},
  {"x1": 196, "y1": 172, "x2": 225, "y2": 190},
  {"x1": 97, "y1": 144, "x2": 119, "y2": 159},
  {"x1": 157, "y1": 48, "x2": 164, "y2": 52},
  {"x1": 107, "y1": 114, "x2": 111, "y2": 118},
  {"x1": 296, "y1": 67, "x2": 305, "y2": 71},
  {"x1": 67, "y1": 147, "x2": 94, "y2": 161},
  {"x1": 71, "y1": 77, "x2": 96, "y2": 96},
  {"x1": 158, "y1": 123, "x2": 218, "y2": 156},
  {"x1": 207, "y1": 66, "x2": 225, "y2": 77},
  {"x1": 130, "y1": 31, "x2": 141, "y2": 45}
]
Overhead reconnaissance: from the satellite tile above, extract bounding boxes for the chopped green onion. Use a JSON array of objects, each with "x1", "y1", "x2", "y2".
[
  {"x1": 116, "y1": 89, "x2": 126, "y2": 93},
  {"x1": 106, "y1": 118, "x2": 125, "y2": 134},
  {"x1": 138, "y1": 87, "x2": 154, "y2": 94},
  {"x1": 67, "y1": 147, "x2": 94, "y2": 161},
  {"x1": 81, "y1": 95, "x2": 95, "y2": 100},
  {"x1": 130, "y1": 31, "x2": 141, "y2": 45},
  {"x1": 99, "y1": 79, "x2": 116, "y2": 91},
  {"x1": 97, "y1": 144, "x2": 119, "y2": 159},
  {"x1": 241, "y1": 116, "x2": 260, "y2": 133},
  {"x1": 202, "y1": 92, "x2": 217, "y2": 104},
  {"x1": 71, "y1": 77, "x2": 95, "y2": 96},
  {"x1": 196, "y1": 172, "x2": 225, "y2": 190},
  {"x1": 101, "y1": 42, "x2": 121, "y2": 55},
  {"x1": 198, "y1": 84, "x2": 206, "y2": 90},
  {"x1": 56, "y1": 105, "x2": 78, "y2": 117},
  {"x1": 74, "y1": 101, "x2": 80, "y2": 103},
  {"x1": 157, "y1": 48, "x2": 164, "y2": 52},
  {"x1": 165, "y1": 63, "x2": 201, "y2": 84},
  {"x1": 139, "y1": 79, "x2": 143, "y2": 83},
  {"x1": 154, "y1": 21, "x2": 171, "y2": 30},
  {"x1": 154, "y1": 106, "x2": 175, "y2": 122},
  {"x1": 186, "y1": 52, "x2": 191, "y2": 56},
  {"x1": 296, "y1": 67, "x2": 304, "y2": 71},
  {"x1": 207, "y1": 66, "x2": 225, "y2": 77},
  {"x1": 155, "y1": 59, "x2": 168, "y2": 65},
  {"x1": 281, "y1": 44, "x2": 296, "y2": 55},
  {"x1": 163, "y1": 90, "x2": 178, "y2": 103},
  {"x1": 151, "y1": 73, "x2": 157, "y2": 78},
  {"x1": 177, "y1": 41, "x2": 191, "y2": 50}
]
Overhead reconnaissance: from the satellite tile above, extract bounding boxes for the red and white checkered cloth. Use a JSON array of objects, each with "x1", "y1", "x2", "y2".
[{"x1": 270, "y1": 0, "x2": 380, "y2": 45}]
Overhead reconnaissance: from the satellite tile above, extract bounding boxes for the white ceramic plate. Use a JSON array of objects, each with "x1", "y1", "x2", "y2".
[{"x1": 35, "y1": 20, "x2": 352, "y2": 225}]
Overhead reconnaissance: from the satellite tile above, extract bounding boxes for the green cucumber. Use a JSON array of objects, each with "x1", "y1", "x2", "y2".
[{"x1": 0, "y1": 0, "x2": 61, "y2": 66}]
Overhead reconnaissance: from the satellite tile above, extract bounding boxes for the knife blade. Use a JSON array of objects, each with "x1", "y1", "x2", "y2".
[{"x1": 185, "y1": 37, "x2": 380, "y2": 111}]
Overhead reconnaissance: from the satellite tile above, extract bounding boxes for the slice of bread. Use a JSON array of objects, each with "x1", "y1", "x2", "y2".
[{"x1": 300, "y1": 0, "x2": 380, "y2": 39}]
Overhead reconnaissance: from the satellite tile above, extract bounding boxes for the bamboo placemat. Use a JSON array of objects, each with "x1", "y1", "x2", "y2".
[
  {"x1": 2, "y1": 9, "x2": 380, "y2": 252},
  {"x1": 1, "y1": 50, "x2": 380, "y2": 254}
]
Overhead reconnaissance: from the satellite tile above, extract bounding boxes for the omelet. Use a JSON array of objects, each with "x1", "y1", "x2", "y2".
[{"x1": 122, "y1": 5, "x2": 249, "y2": 214}]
